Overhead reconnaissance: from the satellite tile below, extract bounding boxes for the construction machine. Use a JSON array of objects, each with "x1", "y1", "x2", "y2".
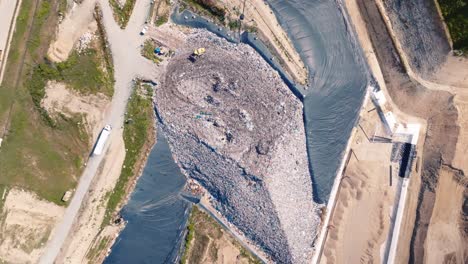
[{"x1": 189, "y1": 48, "x2": 205, "y2": 62}]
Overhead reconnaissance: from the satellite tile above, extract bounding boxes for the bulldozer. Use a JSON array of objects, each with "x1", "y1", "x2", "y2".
[{"x1": 189, "y1": 48, "x2": 205, "y2": 62}]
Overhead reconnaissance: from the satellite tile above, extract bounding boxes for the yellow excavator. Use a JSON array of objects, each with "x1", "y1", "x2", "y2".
[{"x1": 189, "y1": 48, "x2": 205, "y2": 62}]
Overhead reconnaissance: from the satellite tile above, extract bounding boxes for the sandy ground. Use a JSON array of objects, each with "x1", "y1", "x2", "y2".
[
  {"x1": 430, "y1": 55, "x2": 468, "y2": 89},
  {"x1": 452, "y1": 95, "x2": 468, "y2": 172},
  {"x1": 319, "y1": 96, "x2": 412, "y2": 263},
  {"x1": 48, "y1": 0, "x2": 98, "y2": 62},
  {"x1": 42, "y1": 81, "x2": 110, "y2": 140},
  {"x1": 0, "y1": 188, "x2": 64, "y2": 264},
  {"x1": 58, "y1": 133, "x2": 125, "y2": 264},
  {"x1": 320, "y1": 1, "x2": 428, "y2": 263},
  {"x1": 221, "y1": 0, "x2": 308, "y2": 86},
  {"x1": 147, "y1": 23, "x2": 188, "y2": 50},
  {"x1": 199, "y1": 195, "x2": 270, "y2": 263},
  {"x1": 420, "y1": 94, "x2": 468, "y2": 264},
  {"x1": 348, "y1": 0, "x2": 468, "y2": 262},
  {"x1": 185, "y1": 208, "x2": 255, "y2": 264},
  {"x1": 424, "y1": 166, "x2": 467, "y2": 264}
]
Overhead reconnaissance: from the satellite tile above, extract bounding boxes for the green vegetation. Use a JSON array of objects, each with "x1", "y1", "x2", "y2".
[
  {"x1": 102, "y1": 81, "x2": 154, "y2": 226},
  {"x1": 181, "y1": 0, "x2": 226, "y2": 23},
  {"x1": 86, "y1": 236, "x2": 111, "y2": 261},
  {"x1": 109, "y1": 0, "x2": 137, "y2": 28},
  {"x1": 228, "y1": 20, "x2": 240, "y2": 30},
  {"x1": 0, "y1": 185, "x2": 8, "y2": 213},
  {"x1": 28, "y1": 0, "x2": 51, "y2": 54},
  {"x1": 141, "y1": 39, "x2": 162, "y2": 64},
  {"x1": 155, "y1": 14, "x2": 169, "y2": 26},
  {"x1": 181, "y1": 206, "x2": 262, "y2": 264},
  {"x1": 0, "y1": 0, "x2": 114, "y2": 204},
  {"x1": 181, "y1": 221, "x2": 195, "y2": 264},
  {"x1": 32, "y1": 49, "x2": 113, "y2": 96},
  {"x1": 438, "y1": 0, "x2": 468, "y2": 52},
  {"x1": 181, "y1": 0, "x2": 245, "y2": 34}
]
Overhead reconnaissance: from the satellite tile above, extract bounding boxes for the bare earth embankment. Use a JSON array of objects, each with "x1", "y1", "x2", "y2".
[
  {"x1": 356, "y1": 0, "x2": 467, "y2": 263},
  {"x1": 378, "y1": 0, "x2": 468, "y2": 88}
]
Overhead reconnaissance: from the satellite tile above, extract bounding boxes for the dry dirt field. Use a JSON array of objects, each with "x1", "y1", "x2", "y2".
[
  {"x1": 424, "y1": 166, "x2": 467, "y2": 264},
  {"x1": 48, "y1": 0, "x2": 98, "y2": 62},
  {"x1": 42, "y1": 81, "x2": 110, "y2": 141},
  {"x1": 0, "y1": 188, "x2": 64, "y2": 263},
  {"x1": 353, "y1": 0, "x2": 468, "y2": 262},
  {"x1": 320, "y1": 99, "x2": 396, "y2": 264}
]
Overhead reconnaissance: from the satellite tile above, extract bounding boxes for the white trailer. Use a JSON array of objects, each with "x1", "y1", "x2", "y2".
[{"x1": 92, "y1": 125, "x2": 112, "y2": 156}]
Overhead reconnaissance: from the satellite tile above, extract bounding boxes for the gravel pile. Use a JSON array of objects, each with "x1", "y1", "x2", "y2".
[
  {"x1": 154, "y1": 30, "x2": 321, "y2": 263},
  {"x1": 382, "y1": 0, "x2": 451, "y2": 77}
]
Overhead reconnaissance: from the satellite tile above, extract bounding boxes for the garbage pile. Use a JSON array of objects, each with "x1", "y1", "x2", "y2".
[{"x1": 154, "y1": 30, "x2": 320, "y2": 263}]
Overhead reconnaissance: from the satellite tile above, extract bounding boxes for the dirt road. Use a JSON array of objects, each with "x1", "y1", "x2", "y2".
[{"x1": 39, "y1": 0, "x2": 158, "y2": 263}]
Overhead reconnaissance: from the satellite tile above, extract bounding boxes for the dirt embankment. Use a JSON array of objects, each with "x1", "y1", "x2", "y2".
[
  {"x1": 356, "y1": 0, "x2": 461, "y2": 262},
  {"x1": 378, "y1": 0, "x2": 468, "y2": 88},
  {"x1": 380, "y1": 0, "x2": 451, "y2": 77}
]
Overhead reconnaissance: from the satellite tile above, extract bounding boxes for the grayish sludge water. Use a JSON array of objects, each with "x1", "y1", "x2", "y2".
[
  {"x1": 266, "y1": 0, "x2": 369, "y2": 203},
  {"x1": 104, "y1": 127, "x2": 190, "y2": 264},
  {"x1": 106, "y1": 0, "x2": 370, "y2": 261}
]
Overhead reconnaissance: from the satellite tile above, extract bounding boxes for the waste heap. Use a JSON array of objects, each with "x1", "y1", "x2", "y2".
[{"x1": 155, "y1": 30, "x2": 321, "y2": 263}]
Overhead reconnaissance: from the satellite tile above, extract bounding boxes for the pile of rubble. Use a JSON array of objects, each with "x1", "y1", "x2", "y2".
[
  {"x1": 76, "y1": 31, "x2": 95, "y2": 53},
  {"x1": 154, "y1": 30, "x2": 321, "y2": 263}
]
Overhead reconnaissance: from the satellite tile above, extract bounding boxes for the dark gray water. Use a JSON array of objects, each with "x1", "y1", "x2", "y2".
[
  {"x1": 267, "y1": 0, "x2": 368, "y2": 203},
  {"x1": 104, "y1": 127, "x2": 190, "y2": 264}
]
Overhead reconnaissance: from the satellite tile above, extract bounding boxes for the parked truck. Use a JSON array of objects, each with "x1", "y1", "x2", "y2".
[{"x1": 92, "y1": 125, "x2": 112, "y2": 156}]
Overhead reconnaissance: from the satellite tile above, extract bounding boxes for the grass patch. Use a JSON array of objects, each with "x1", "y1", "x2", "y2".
[
  {"x1": 109, "y1": 0, "x2": 137, "y2": 28},
  {"x1": 0, "y1": 0, "x2": 113, "y2": 204},
  {"x1": 102, "y1": 81, "x2": 154, "y2": 226},
  {"x1": 181, "y1": 0, "x2": 226, "y2": 23},
  {"x1": 28, "y1": 48, "x2": 113, "y2": 126},
  {"x1": 438, "y1": 0, "x2": 468, "y2": 53},
  {"x1": 0, "y1": 185, "x2": 9, "y2": 213},
  {"x1": 141, "y1": 39, "x2": 162, "y2": 64},
  {"x1": 181, "y1": 206, "x2": 261, "y2": 264},
  {"x1": 155, "y1": 13, "x2": 169, "y2": 26},
  {"x1": 27, "y1": 0, "x2": 51, "y2": 55},
  {"x1": 86, "y1": 236, "x2": 110, "y2": 261}
]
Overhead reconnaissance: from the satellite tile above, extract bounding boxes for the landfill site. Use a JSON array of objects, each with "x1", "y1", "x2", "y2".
[
  {"x1": 0, "y1": 0, "x2": 467, "y2": 263},
  {"x1": 154, "y1": 30, "x2": 321, "y2": 263}
]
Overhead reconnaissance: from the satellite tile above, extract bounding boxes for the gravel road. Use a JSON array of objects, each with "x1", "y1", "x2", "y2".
[
  {"x1": 39, "y1": 0, "x2": 158, "y2": 263},
  {"x1": 0, "y1": 0, "x2": 20, "y2": 83}
]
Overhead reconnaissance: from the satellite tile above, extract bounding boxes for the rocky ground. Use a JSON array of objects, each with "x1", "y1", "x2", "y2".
[
  {"x1": 154, "y1": 30, "x2": 321, "y2": 263},
  {"x1": 381, "y1": 0, "x2": 451, "y2": 77}
]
